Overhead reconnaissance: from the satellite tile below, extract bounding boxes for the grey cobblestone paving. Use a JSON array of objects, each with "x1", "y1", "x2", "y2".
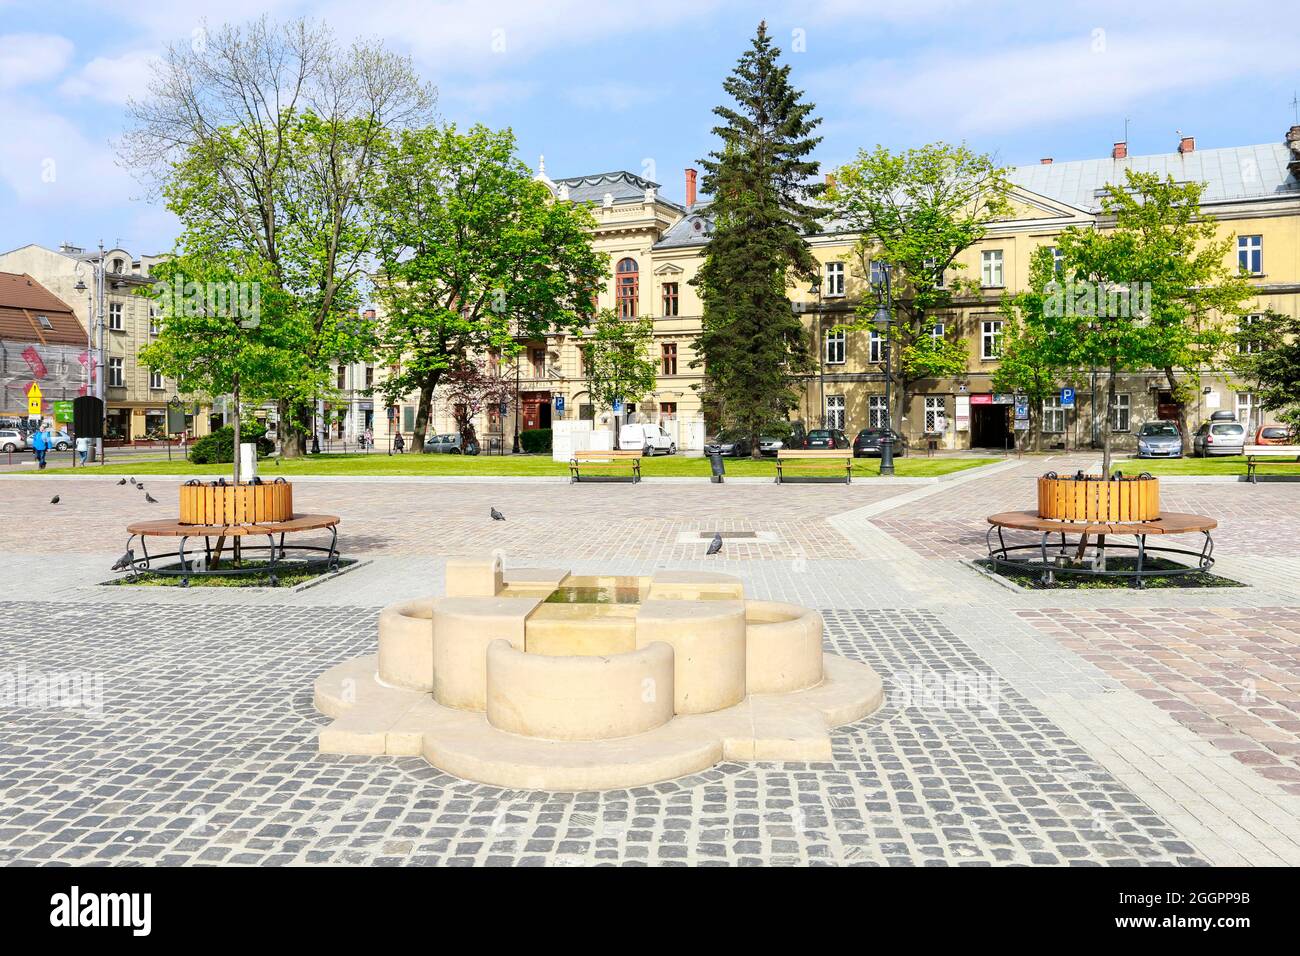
[{"x1": 0, "y1": 601, "x2": 1206, "y2": 865}]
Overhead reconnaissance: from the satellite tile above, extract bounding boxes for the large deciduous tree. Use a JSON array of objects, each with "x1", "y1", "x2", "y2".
[
  {"x1": 691, "y1": 22, "x2": 823, "y2": 457},
  {"x1": 1231, "y1": 309, "x2": 1300, "y2": 439},
  {"x1": 830, "y1": 143, "x2": 1012, "y2": 431},
  {"x1": 371, "y1": 124, "x2": 605, "y2": 450},
  {"x1": 122, "y1": 16, "x2": 434, "y2": 457},
  {"x1": 580, "y1": 310, "x2": 659, "y2": 447}
]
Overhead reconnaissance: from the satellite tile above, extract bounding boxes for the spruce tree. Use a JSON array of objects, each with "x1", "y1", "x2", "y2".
[{"x1": 691, "y1": 22, "x2": 824, "y2": 457}]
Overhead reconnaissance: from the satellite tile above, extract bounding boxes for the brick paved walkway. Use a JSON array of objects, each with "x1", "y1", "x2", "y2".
[{"x1": 2, "y1": 459, "x2": 1299, "y2": 866}]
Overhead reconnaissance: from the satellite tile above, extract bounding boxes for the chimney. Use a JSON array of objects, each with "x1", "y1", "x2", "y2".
[
  {"x1": 363, "y1": 308, "x2": 376, "y2": 320},
  {"x1": 1111, "y1": 142, "x2": 1127, "y2": 160},
  {"x1": 1178, "y1": 135, "x2": 1195, "y2": 154},
  {"x1": 825, "y1": 172, "x2": 837, "y2": 187},
  {"x1": 1286, "y1": 125, "x2": 1300, "y2": 176},
  {"x1": 684, "y1": 168, "x2": 697, "y2": 209},
  {"x1": 1040, "y1": 157, "x2": 1053, "y2": 165}
]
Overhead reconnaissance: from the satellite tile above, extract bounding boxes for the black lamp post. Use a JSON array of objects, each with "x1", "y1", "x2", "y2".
[
  {"x1": 808, "y1": 277, "x2": 824, "y2": 426},
  {"x1": 873, "y1": 263, "x2": 896, "y2": 477}
]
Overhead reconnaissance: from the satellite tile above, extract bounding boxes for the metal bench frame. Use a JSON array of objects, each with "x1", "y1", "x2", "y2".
[
  {"x1": 775, "y1": 451, "x2": 853, "y2": 484},
  {"x1": 569, "y1": 452, "x2": 642, "y2": 483}
]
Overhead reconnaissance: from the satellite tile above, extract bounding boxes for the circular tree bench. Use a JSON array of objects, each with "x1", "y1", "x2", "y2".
[
  {"x1": 986, "y1": 510, "x2": 1216, "y2": 588},
  {"x1": 124, "y1": 514, "x2": 341, "y2": 587}
]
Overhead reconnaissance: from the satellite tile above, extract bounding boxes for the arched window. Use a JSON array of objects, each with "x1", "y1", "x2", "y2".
[{"x1": 615, "y1": 258, "x2": 638, "y2": 318}]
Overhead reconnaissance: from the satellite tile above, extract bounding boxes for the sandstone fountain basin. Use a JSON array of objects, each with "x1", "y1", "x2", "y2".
[{"x1": 314, "y1": 558, "x2": 884, "y2": 790}]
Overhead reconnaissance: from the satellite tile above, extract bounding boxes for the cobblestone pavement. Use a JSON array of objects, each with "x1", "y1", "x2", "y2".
[{"x1": 2, "y1": 459, "x2": 1299, "y2": 866}]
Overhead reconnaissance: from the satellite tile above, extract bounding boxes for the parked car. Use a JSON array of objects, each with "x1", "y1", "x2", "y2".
[
  {"x1": 1135, "y1": 421, "x2": 1183, "y2": 458},
  {"x1": 852, "y1": 428, "x2": 906, "y2": 458},
  {"x1": 27, "y1": 429, "x2": 73, "y2": 451},
  {"x1": 1192, "y1": 419, "x2": 1246, "y2": 457},
  {"x1": 0, "y1": 428, "x2": 24, "y2": 452},
  {"x1": 761, "y1": 421, "x2": 806, "y2": 456},
  {"x1": 703, "y1": 429, "x2": 753, "y2": 458},
  {"x1": 803, "y1": 428, "x2": 849, "y2": 450},
  {"x1": 422, "y1": 433, "x2": 478, "y2": 454},
  {"x1": 1255, "y1": 425, "x2": 1293, "y2": 446},
  {"x1": 619, "y1": 422, "x2": 675, "y2": 455}
]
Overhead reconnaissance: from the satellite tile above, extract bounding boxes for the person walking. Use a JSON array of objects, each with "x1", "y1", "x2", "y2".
[
  {"x1": 75, "y1": 434, "x2": 89, "y2": 466},
  {"x1": 363, "y1": 426, "x2": 373, "y2": 451},
  {"x1": 394, "y1": 431, "x2": 406, "y2": 454},
  {"x1": 32, "y1": 424, "x2": 49, "y2": 470}
]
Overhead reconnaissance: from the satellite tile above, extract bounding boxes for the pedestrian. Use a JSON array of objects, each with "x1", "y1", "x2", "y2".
[
  {"x1": 32, "y1": 424, "x2": 49, "y2": 470},
  {"x1": 75, "y1": 434, "x2": 89, "y2": 466},
  {"x1": 363, "y1": 426, "x2": 373, "y2": 450},
  {"x1": 394, "y1": 431, "x2": 406, "y2": 454}
]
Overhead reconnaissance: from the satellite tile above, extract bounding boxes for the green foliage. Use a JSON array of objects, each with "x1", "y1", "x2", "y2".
[
  {"x1": 519, "y1": 429, "x2": 552, "y2": 454},
  {"x1": 1231, "y1": 309, "x2": 1300, "y2": 427},
  {"x1": 581, "y1": 311, "x2": 658, "y2": 414},
  {"x1": 372, "y1": 124, "x2": 605, "y2": 448},
  {"x1": 188, "y1": 424, "x2": 275, "y2": 464},
  {"x1": 692, "y1": 22, "x2": 823, "y2": 453}
]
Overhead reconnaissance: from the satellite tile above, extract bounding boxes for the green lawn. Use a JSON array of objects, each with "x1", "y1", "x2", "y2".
[
  {"x1": 48, "y1": 452, "x2": 999, "y2": 480},
  {"x1": 1115, "y1": 454, "x2": 1300, "y2": 477}
]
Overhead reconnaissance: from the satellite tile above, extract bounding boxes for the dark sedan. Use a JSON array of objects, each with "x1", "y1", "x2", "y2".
[
  {"x1": 803, "y1": 428, "x2": 849, "y2": 450},
  {"x1": 703, "y1": 429, "x2": 753, "y2": 457},
  {"x1": 852, "y1": 428, "x2": 906, "y2": 458}
]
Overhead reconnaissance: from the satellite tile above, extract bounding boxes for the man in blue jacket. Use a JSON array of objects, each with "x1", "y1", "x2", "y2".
[{"x1": 32, "y1": 424, "x2": 49, "y2": 469}]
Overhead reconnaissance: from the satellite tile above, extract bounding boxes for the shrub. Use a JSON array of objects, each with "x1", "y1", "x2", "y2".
[
  {"x1": 519, "y1": 428, "x2": 552, "y2": 454},
  {"x1": 188, "y1": 424, "x2": 275, "y2": 464}
]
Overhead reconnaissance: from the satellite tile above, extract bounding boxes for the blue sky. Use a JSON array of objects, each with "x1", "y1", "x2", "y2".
[{"x1": 1, "y1": 0, "x2": 1296, "y2": 256}]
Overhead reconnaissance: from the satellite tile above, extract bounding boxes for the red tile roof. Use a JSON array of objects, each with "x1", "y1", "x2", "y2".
[{"x1": 0, "y1": 272, "x2": 87, "y2": 346}]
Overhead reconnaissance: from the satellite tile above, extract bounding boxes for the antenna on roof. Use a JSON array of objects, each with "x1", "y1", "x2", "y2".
[
  {"x1": 1123, "y1": 117, "x2": 1130, "y2": 147},
  {"x1": 1291, "y1": 91, "x2": 1299, "y2": 125}
]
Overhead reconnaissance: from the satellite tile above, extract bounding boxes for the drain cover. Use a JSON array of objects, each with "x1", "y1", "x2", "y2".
[{"x1": 699, "y1": 531, "x2": 758, "y2": 539}]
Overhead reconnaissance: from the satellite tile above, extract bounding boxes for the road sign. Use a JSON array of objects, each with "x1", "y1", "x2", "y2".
[
  {"x1": 26, "y1": 382, "x2": 42, "y2": 416},
  {"x1": 53, "y1": 400, "x2": 73, "y2": 423},
  {"x1": 554, "y1": 396, "x2": 565, "y2": 413},
  {"x1": 1060, "y1": 387, "x2": 1075, "y2": 408},
  {"x1": 612, "y1": 399, "x2": 623, "y2": 413},
  {"x1": 1014, "y1": 419, "x2": 1030, "y2": 430},
  {"x1": 1015, "y1": 401, "x2": 1029, "y2": 421}
]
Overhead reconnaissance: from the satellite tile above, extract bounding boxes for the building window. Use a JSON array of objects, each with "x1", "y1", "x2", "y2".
[
  {"x1": 402, "y1": 406, "x2": 415, "y2": 433},
  {"x1": 869, "y1": 395, "x2": 887, "y2": 429},
  {"x1": 930, "y1": 321, "x2": 945, "y2": 342},
  {"x1": 825, "y1": 394, "x2": 845, "y2": 430},
  {"x1": 924, "y1": 258, "x2": 944, "y2": 289},
  {"x1": 1238, "y1": 235, "x2": 1262, "y2": 275},
  {"x1": 981, "y1": 320, "x2": 1003, "y2": 359},
  {"x1": 1236, "y1": 391, "x2": 1256, "y2": 431},
  {"x1": 1112, "y1": 393, "x2": 1130, "y2": 432},
  {"x1": 1042, "y1": 398, "x2": 1065, "y2": 433},
  {"x1": 1238, "y1": 313, "x2": 1261, "y2": 353},
  {"x1": 615, "y1": 258, "x2": 639, "y2": 318},
  {"x1": 149, "y1": 309, "x2": 160, "y2": 335},
  {"x1": 365, "y1": 365, "x2": 374, "y2": 389},
  {"x1": 337, "y1": 365, "x2": 347, "y2": 389},
  {"x1": 662, "y1": 282, "x2": 679, "y2": 316},
  {"x1": 108, "y1": 357, "x2": 124, "y2": 387},
  {"x1": 824, "y1": 261, "x2": 845, "y2": 297},
  {"x1": 661, "y1": 342, "x2": 677, "y2": 376},
  {"x1": 660, "y1": 402, "x2": 677, "y2": 421},
  {"x1": 825, "y1": 329, "x2": 846, "y2": 365},
  {"x1": 981, "y1": 250, "x2": 1004, "y2": 287},
  {"x1": 149, "y1": 369, "x2": 163, "y2": 390},
  {"x1": 531, "y1": 347, "x2": 546, "y2": 377},
  {"x1": 109, "y1": 302, "x2": 123, "y2": 330},
  {"x1": 868, "y1": 330, "x2": 882, "y2": 364},
  {"x1": 924, "y1": 397, "x2": 946, "y2": 432},
  {"x1": 110, "y1": 258, "x2": 124, "y2": 273},
  {"x1": 37, "y1": 314, "x2": 52, "y2": 329},
  {"x1": 868, "y1": 259, "x2": 886, "y2": 288}
]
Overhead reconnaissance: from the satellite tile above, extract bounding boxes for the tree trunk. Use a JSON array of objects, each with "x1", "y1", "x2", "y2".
[
  {"x1": 278, "y1": 399, "x2": 307, "y2": 458},
  {"x1": 232, "y1": 372, "x2": 241, "y2": 485},
  {"x1": 1164, "y1": 366, "x2": 1191, "y2": 448},
  {"x1": 1102, "y1": 359, "x2": 1117, "y2": 477},
  {"x1": 414, "y1": 383, "x2": 434, "y2": 452}
]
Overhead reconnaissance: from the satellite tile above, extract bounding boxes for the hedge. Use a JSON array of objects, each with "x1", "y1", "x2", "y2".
[
  {"x1": 188, "y1": 424, "x2": 275, "y2": 464},
  {"x1": 519, "y1": 428, "x2": 552, "y2": 454}
]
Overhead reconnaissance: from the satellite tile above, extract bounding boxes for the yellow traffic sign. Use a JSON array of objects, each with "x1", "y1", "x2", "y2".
[{"x1": 26, "y1": 382, "x2": 42, "y2": 416}]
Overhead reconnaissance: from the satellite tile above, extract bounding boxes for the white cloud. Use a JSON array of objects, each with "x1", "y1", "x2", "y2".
[
  {"x1": 0, "y1": 97, "x2": 134, "y2": 207},
  {"x1": 60, "y1": 50, "x2": 159, "y2": 105},
  {"x1": 0, "y1": 33, "x2": 74, "y2": 90},
  {"x1": 565, "y1": 83, "x2": 658, "y2": 113},
  {"x1": 440, "y1": 79, "x2": 538, "y2": 115}
]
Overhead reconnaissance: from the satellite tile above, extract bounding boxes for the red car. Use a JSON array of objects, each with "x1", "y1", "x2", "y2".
[{"x1": 1255, "y1": 425, "x2": 1293, "y2": 446}]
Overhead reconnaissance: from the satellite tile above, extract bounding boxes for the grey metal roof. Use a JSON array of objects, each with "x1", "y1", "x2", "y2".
[
  {"x1": 553, "y1": 170, "x2": 660, "y2": 205},
  {"x1": 1009, "y1": 142, "x2": 1299, "y2": 212},
  {"x1": 654, "y1": 203, "x2": 715, "y2": 248}
]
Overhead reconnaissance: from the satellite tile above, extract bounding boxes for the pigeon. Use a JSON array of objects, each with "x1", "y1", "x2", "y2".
[
  {"x1": 117, "y1": 478, "x2": 126, "y2": 486},
  {"x1": 136, "y1": 483, "x2": 144, "y2": 491},
  {"x1": 111, "y1": 549, "x2": 134, "y2": 571},
  {"x1": 490, "y1": 507, "x2": 505, "y2": 521},
  {"x1": 706, "y1": 532, "x2": 723, "y2": 556},
  {"x1": 145, "y1": 492, "x2": 158, "y2": 504},
  {"x1": 129, "y1": 477, "x2": 136, "y2": 485},
  {"x1": 49, "y1": 495, "x2": 60, "y2": 505}
]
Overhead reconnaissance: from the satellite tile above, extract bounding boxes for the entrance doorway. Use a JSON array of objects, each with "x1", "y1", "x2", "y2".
[
  {"x1": 1157, "y1": 390, "x2": 1180, "y2": 420},
  {"x1": 520, "y1": 391, "x2": 552, "y2": 431},
  {"x1": 970, "y1": 404, "x2": 1014, "y2": 449}
]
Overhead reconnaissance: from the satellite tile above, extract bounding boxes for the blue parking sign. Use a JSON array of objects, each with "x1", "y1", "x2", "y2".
[
  {"x1": 554, "y1": 396, "x2": 565, "y2": 413},
  {"x1": 1061, "y1": 387, "x2": 1075, "y2": 408}
]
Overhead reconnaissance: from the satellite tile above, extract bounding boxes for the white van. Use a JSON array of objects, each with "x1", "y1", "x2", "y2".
[{"x1": 619, "y1": 422, "x2": 676, "y2": 455}]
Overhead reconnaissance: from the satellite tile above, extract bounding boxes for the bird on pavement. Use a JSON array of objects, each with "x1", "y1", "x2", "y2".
[
  {"x1": 117, "y1": 478, "x2": 127, "y2": 485},
  {"x1": 49, "y1": 495, "x2": 60, "y2": 505},
  {"x1": 129, "y1": 477, "x2": 136, "y2": 485},
  {"x1": 111, "y1": 549, "x2": 134, "y2": 571},
  {"x1": 490, "y1": 507, "x2": 505, "y2": 521},
  {"x1": 706, "y1": 532, "x2": 723, "y2": 555},
  {"x1": 145, "y1": 492, "x2": 158, "y2": 504},
  {"x1": 136, "y1": 483, "x2": 144, "y2": 491}
]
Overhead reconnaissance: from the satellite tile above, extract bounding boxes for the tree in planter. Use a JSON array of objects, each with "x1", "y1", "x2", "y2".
[
  {"x1": 123, "y1": 16, "x2": 433, "y2": 457},
  {"x1": 691, "y1": 22, "x2": 822, "y2": 459},
  {"x1": 436, "y1": 359, "x2": 518, "y2": 452},
  {"x1": 830, "y1": 142, "x2": 1011, "y2": 431},
  {"x1": 372, "y1": 124, "x2": 605, "y2": 451},
  {"x1": 1035, "y1": 170, "x2": 1254, "y2": 475},
  {"x1": 580, "y1": 311, "x2": 658, "y2": 450},
  {"x1": 1231, "y1": 309, "x2": 1300, "y2": 439}
]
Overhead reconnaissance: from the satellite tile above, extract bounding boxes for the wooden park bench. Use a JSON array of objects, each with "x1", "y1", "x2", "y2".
[
  {"x1": 775, "y1": 449, "x2": 853, "y2": 484},
  {"x1": 569, "y1": 449, "x2": 643, "y2": 483},
  {"x1": 1244, "y1": 444, "x2": 1300, "y2": 483}
]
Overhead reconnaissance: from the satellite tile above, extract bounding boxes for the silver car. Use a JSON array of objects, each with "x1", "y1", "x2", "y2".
[
  {"x1": 27, "y1": 429, "x2": 73, "y2": 451},
  {"x1": 1192, "y1": 420, "x2": 1245, "y2": 457},
  {"x1": 1135, "y1": 421, "x2": 1182, "y2": 458},
  {"x1": 0, "y1": 428, "x2": 24, "y2": 453}
]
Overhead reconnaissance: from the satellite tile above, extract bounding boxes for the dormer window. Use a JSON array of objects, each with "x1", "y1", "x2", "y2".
[{"x1": 37, "y1": 315, "x2": 52, "y2": 329}]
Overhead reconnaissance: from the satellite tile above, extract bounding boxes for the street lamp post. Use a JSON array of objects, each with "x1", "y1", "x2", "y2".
[
  {"x1": 73, "y1": 240, "x2": 107, "y2": 464},
  {"x1": 808, "y1": 277, "x2": 824, "y2": 425},
  {"x1": 873, "y1": 262, "x2": 896, "y2": 477}
]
